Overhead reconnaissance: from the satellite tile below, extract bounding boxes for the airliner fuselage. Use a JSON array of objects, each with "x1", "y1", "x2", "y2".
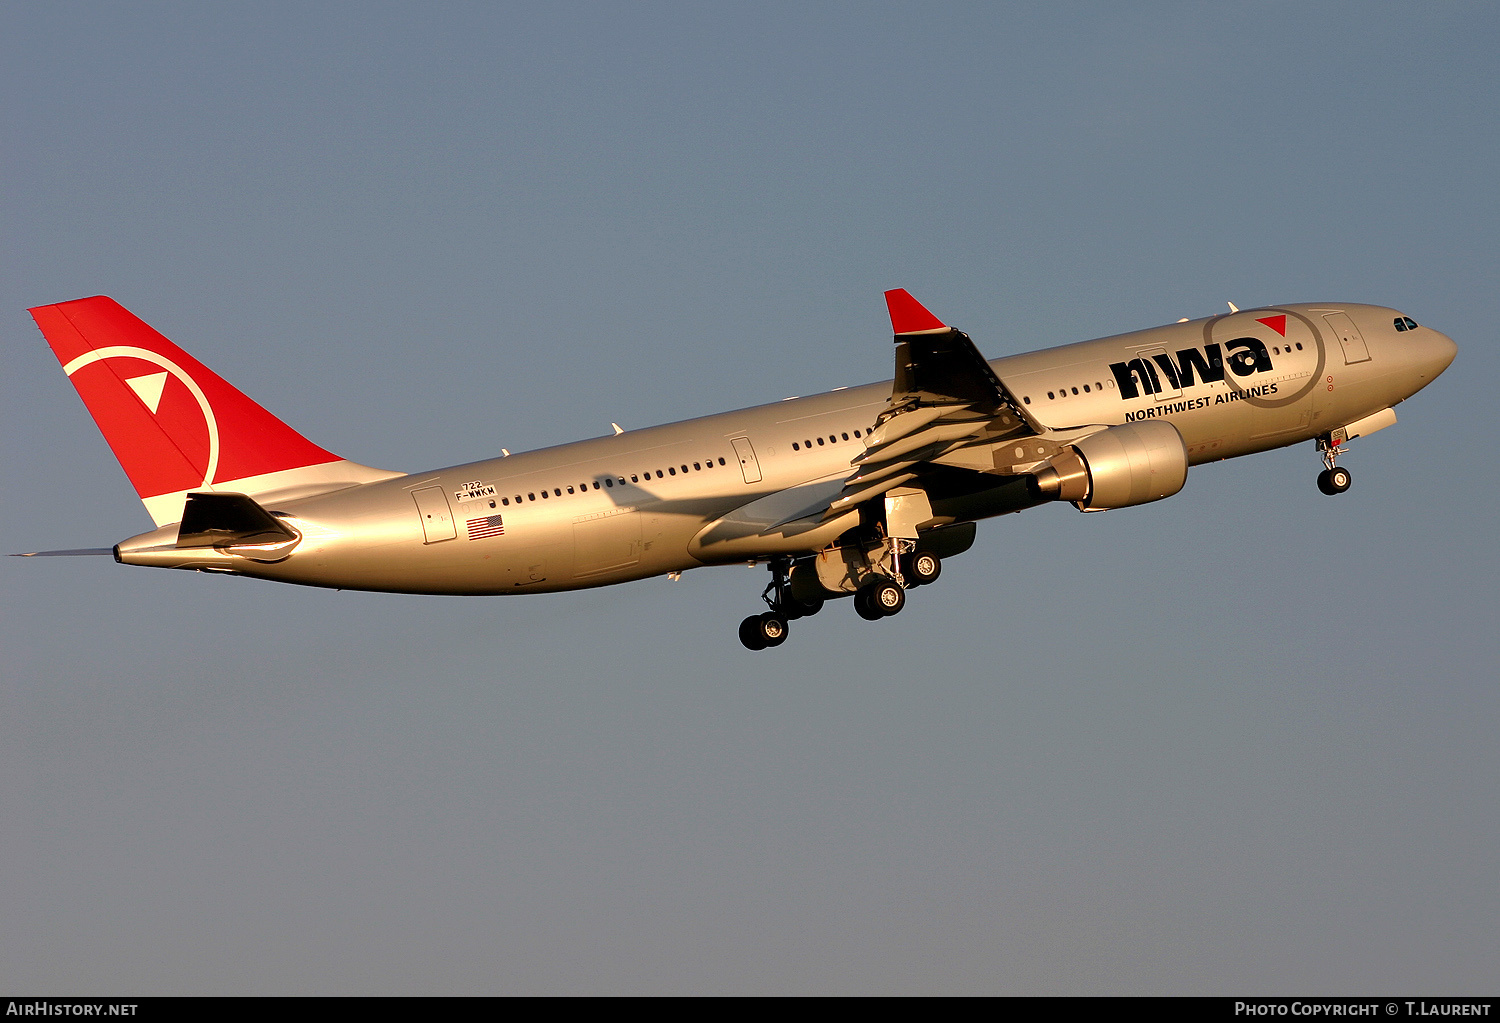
[{"x1": 27, "y1": 293, "x2": 1455, "y2": 648}]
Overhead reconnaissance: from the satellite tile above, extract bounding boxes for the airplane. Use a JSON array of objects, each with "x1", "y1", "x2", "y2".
[{"x1": 18, "y1": 290, "x2": 1456, "y2": 649}]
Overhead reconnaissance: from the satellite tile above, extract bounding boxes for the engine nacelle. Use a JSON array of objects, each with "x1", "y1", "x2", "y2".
[{"x1": 1033, "y1": 420, "x2": 1188, "y2": 510}]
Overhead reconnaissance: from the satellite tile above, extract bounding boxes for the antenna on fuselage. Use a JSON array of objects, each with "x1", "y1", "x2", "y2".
[
  {"x1": 1227, "y1": 301, "x2": 1240, "y2": 313},
  {"x1": 611, "y1": 423, "x2": 624, "y2": 435}
]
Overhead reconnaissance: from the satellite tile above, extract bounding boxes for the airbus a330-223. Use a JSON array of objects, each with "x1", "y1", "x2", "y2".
[{"x1": 18, "y1": 289, "x2": 1455, "y2": 649}]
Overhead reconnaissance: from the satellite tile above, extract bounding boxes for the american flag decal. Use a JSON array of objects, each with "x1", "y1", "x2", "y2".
[{"x1": 466, "y1": 514, "x2": 505, "y2": 540}]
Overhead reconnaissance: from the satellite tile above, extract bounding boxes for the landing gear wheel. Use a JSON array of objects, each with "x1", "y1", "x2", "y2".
[
  {"x1": 856, "y1": 579, "x2": 905, "y2": 619},
  {"x1": 1317, "y1": 466, "x2": 1352, "y2": 495},
  {"x1": 739, "y1": 615, "x2": 769, "y2": 650},
  {"x1": 759, "y1": 611, "x2": 789, "y2": 647},
  {"x1": 902, "y1": 551, "x2": 941, "y2": 586},
  {"x1": 854, "y1": 586, "x2": 884, "y2": 621},
  {"x1": 871, "y1": 579, "x2": 905, "y2": 616},
  {"x1": 784, "y1": 595, "x2": 823, "y2": 619}
]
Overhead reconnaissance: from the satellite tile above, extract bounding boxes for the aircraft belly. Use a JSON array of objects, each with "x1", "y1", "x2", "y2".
[{"x1": 688, "y1": 472, "x2": 858, "y2": 563}]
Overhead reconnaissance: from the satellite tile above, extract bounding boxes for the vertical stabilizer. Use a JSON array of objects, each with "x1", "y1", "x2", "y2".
[{"x1": 30, "y1": 296, "x2": 402, "y2": 525}]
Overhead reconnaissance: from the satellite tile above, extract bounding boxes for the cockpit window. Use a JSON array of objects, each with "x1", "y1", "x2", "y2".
[{"x1": 1394, "y1": 315, "x2": 1419, "y2": 332}]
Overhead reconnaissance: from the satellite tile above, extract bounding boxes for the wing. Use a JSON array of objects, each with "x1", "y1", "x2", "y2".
[
  {"x1": 690, "y1": 290, "x2": 1077, "y2": 560},
  {"x1": 816, "y1": 290, "x2": 1062, "y2": 523}
]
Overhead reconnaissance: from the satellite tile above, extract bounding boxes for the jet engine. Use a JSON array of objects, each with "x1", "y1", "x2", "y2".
[{"x1": 1033, "y1": 420, "x2": 1188, "y2": 510}]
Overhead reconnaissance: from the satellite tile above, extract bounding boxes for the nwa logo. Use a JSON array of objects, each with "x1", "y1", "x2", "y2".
[{"x1": 1110, "y1": 337, "x2": 1274, "y2": 400}]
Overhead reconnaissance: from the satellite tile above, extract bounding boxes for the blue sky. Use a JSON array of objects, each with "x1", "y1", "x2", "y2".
[{"x1": 3, "y1": 2, "x2": 1496, "y2": 993}]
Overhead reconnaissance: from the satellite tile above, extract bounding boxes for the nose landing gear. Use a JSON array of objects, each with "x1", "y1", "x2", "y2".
[
  {"x1": 1317, "y1": 465, "x2": 1352, "y2": 495},
  {"x1": 1316, "y1": 438, "x2": 1353, "y2": 495}
]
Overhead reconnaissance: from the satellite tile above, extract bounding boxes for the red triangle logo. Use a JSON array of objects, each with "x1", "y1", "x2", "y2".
[{"x1": 1256, "y1": 314, "x2": 1287, "y2": 337}]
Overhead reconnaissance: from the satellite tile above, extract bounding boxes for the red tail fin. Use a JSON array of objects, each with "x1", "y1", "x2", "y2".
[{"x1": 30, "y1": 296, "x2": 396, "y2": 525}]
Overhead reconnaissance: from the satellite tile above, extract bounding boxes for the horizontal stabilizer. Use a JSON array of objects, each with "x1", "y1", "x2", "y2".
[{"x1": 176, "y1": 492, "x2": 297, "y2": 549}]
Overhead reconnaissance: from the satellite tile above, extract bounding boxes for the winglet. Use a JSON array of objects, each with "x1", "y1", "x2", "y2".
[{"x1": 883, "y1": 289, "x2": 949, "y2": 336}]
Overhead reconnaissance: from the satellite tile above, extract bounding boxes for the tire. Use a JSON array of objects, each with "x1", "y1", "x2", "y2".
[
  {"x1": 903, "y1": 551, "x2": 941, "y2": 586},
  {"x1": 739, "y1": 615, "x2": 769, "y2": 650},
  {"x1": 1317, "y1": 469, "x2": 1337, "y2": 496},
  {"x1": 854, "y1": 586, "x2": 884, "y2": 621},
  {"x1": 870, "y1": 579, "x2": 905, "y2": 617},
  {"x1": 1328, "y1": 466, "x2": 1352, "y2": 493},
  {"x1": 759, "y1": 612, "x2": 789, "y2": 647},
  {"x1": 789, "y1": 595, "x2": 824, "y2": 618}
]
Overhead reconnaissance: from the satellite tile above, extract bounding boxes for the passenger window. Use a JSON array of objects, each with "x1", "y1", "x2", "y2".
[
  {"x1": 804, "y1": 439, "x2": 812, "y2": 448},
  {"x1": 1295, "y1": 343, "x2": 1303, "y2": 351},
  {"x1": 718, "y1": 457, "x2": 726, "y2": 465},
  {"x1": 1083, "y1": 385, "x2": 1090, "y2": 393},
  {"x1": 793, "y1": 443, "x2": 800, "y2": 450},
  {"x1": 605, "y1": 478, "x2": 613, "y2": 488},
  {"x1": 693, "y1": 462, "x2": 701, "y2": 470},
  {"x1": 1023, "y1": 396, "x2": 1031, "y2": 404},
  {"x1": 1047, "y1": 392, "x2": 1055, "y2": 399},
  {"x1": 681, "y1": 465, "x2": 688, "y2": 473},
  {"x1": 853, "y1": 430, "x2": 861, "y2": 438},
  {"x1": 1071, "y1": 387, "x2": 1078, "y2": 395},
  {"x1": 829, "y1": 435, "x2": 836, "y2": 444},
  {"x1": 817, "y1": 437, "x2": 825, "y2": 446},
  {"x1": 554, "y1": 488, "x2": 561, "y2": 497},
  {"x1": 630, "y1": 475, "x2": 638, "y2": 483},
  {"x1": 502, "y1": 497, "x2": 510, "y2": 506},
  {"x1": 656, "y1": 470, "x2": 664, "y2": 478},
  {"x1": 842, "y1": 432, "x2": 849, "y2": 441},
  {"x1": 567, "y1": 486, "x2": 575, "y2": 494},
  {"x1": 541, "y1": 491, "x2": 548, "y2": 499},
  {"x1": 528, "y1": 493, "x2": 535, "y2": 501}
]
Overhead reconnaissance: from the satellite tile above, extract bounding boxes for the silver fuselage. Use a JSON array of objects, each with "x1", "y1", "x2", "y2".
[{"x1": 116, "y1": 303, "x2": 1457, "y2": 593}]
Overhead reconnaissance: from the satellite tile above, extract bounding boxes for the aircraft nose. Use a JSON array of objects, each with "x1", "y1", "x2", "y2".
[{"x1": 1425, "y1": 327, "x2": 1458, "y2": 377}]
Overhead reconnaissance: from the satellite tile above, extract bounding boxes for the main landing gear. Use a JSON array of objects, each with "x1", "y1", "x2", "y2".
[
  {"x1": 1316, "y1": 438, "x2": 1352, "y2": 496},
  {"x1": 738, "y1": 558, "x2": 825, "y2": 651},
  {"x1": 737, "y1": 549, "x2": 945, "y2": 649}
]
